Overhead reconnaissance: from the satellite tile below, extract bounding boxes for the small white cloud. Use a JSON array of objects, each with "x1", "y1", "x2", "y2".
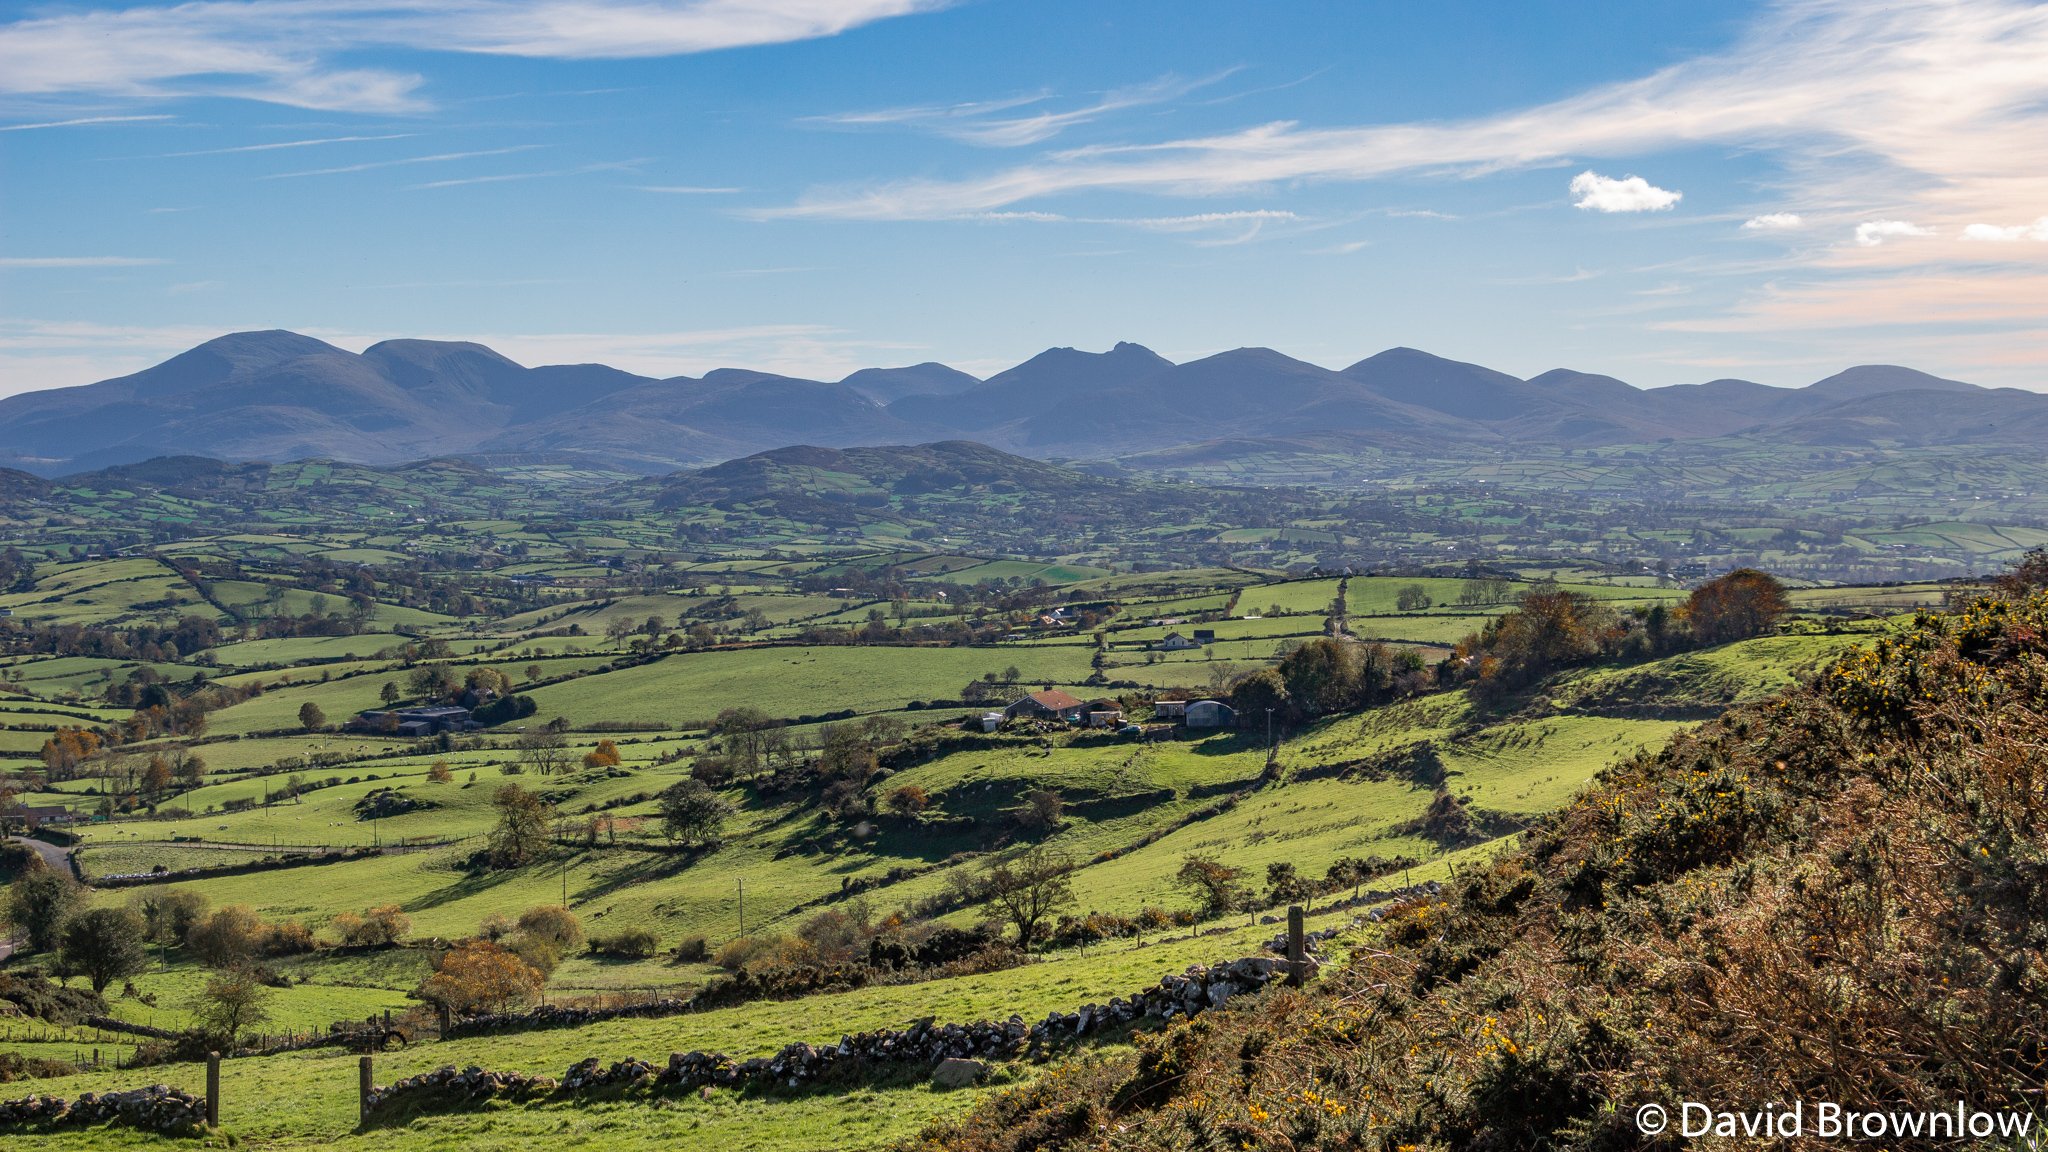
[
  {"x1": 1569, "y1": 171, "x2": 1682, "y2": 213},
  {"x1": 1854, "y1": 219, "x2": 1932, "y2": 246},
  {"x1": 1961, "y1": 217, "x2": 2048, "y2": 242},
  {"x1": 1742, "y1": 212, "x2": 1804, "y2": 230}
]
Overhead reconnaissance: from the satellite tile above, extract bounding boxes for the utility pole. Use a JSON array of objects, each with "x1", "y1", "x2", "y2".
[{"x1": 1265, "y1": 708, "x2": 1276, "y2": 762}]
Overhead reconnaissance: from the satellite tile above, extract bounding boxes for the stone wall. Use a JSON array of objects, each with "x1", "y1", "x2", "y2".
[
  {"x1": 0, "y1": 1084, "x2": 207, "y2": 1136},
  {"x1": 368, "y1": 952, "x2": 1312, "y2": 1117}
]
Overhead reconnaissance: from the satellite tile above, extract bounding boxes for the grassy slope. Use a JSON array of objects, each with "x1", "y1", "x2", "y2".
[{"x1": 909, "y1": 595, "x2": 2048, "y2": 1152}]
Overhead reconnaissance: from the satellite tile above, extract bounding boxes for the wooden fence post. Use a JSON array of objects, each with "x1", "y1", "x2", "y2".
[
  {"x1": 359, "y1": 1055, "x2": 374, "y2": 1128},
  {"x1": 1285, "y1": 905, "x2": 1306, "y2": 987},
  {"x1": 205, "y1": 1051, "x2": 220, "y2": 1126}
]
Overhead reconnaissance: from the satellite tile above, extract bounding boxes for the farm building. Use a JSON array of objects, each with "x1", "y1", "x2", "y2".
[
  {"x1": 1152, "y1": 632, "x2": 1200, "y2": 651},
  {"x1": 0, "y1": 802, "x2": 69, "y2": 834},
  {"x1": 1083, "y1": 699, "x2": 1125, "y2": 728},
  {"x1": 345, "y1": 705, "x2": 480, "y2": 737},
  {"x1": 1192, "y1": 628, "x2": 1216, "y2": 643},
  {"x1": 1184, "y1": 700, "x2": 1237, "y2": 729},
  {"x1": 1004, "y1": 689, "x2": 1088, "y2": 723},
  {"x1": 1153, "y1": 699, "x2": 1189, "y2": 721}
]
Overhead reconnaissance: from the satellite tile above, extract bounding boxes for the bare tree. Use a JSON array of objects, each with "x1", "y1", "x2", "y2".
[
  {"x1": 518, "y1": 730, "x2": 570, "y2": 776},
  {"x1": 981, "y1": 844, "x2": 1075, "y2": 947}
]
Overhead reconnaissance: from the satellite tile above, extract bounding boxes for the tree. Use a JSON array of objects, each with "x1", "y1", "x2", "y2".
[
  {"x1": 1176, "y1": 854, "x2": 1245, "y2": 918},
  {"x1": 187, "y1": 905, "x2": 264, "y2": 969},
  {"x1": 60, "y1": 907, "x2": 149, "y2": 993},
  {"x1": 142, "y1": 755, "x2": 173, "y2": 800},
  {"x1": 657, "y1": 780, "x2": 732, "y2": 846},
  {"x1": 981, "y1": 845, "x2": 1075, "y2": 947},
  {"x1": 409, "y1": 664, "x2": 459, "y2": 701},
  {"x1": 1396, "y1": 584, "x2": 1432, "y2": 611},
  {"x1": 6, "y1": 866, "x2": 84, "y2": 954},
  {"x1": 884, "y1": 784, "x2": 930, "y2": 817},
  {"x1": 39, "y1": 727, "x2": 102, "y2": 781},
  {"x1": 1265, "y1": 861, "x2": 1312, "y2": 909},
  {"x1": 297, "y1": 701, "x2": 327, "y2": 732},
  {"x1": 192, "y1": 968, "x2": 272, "y2": 1047},
  {"x1": 1018, "y1": 788, "x2": 1064, "y2": 834},
  {"x1": 1228, "y1": 668, "x2": 1289, "y2": 725},
  {"x1": 379, "y1": 681, "x2": 401, "y2": 706},
  {"x1": 418, "y1": 940, "x2": 544, "y2": 1015},
  {"x1": 517, "y1": 730, "x2": 570, "y2": 776},
  {"x1": 330, "y1": 905, "x2": 410, "y2": 947},
  {"x1": 130, "y1": 888, "x2": 208, "y2": 945},
  {"x1": 817, "y1": 724, "x2": 876, "y2": 784},
  {"x1": 488, "y1": 784, "x2": 553, "y2": 868},
  {"x1": 1685, "y1": 568, "x2": 1789, "y2": 646},
  {"x1": 1994, "y1": 547, "x2": 2048, "y2": 596},
  {"x1": 515, "y1": 905, "x2": 583, "y2": 952},
  {"x1": 427, "y1": 760, "x2": 453, "y2": 783},
  {"x1": 582, "y1": 738, "x2": 622, "y2": 770},
  {"x1": 174, "y1": 752, "x2": 206, "y2": 791}
]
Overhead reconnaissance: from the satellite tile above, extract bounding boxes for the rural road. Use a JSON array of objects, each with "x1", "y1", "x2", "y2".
[{"x1": 6, "y1": 834, "x2": 71, "y2": 873}]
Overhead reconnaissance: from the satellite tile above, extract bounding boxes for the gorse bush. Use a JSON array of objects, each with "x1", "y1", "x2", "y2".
[{"x1": 913, "y1": 584, "x2": 2048, "y2": 1152}]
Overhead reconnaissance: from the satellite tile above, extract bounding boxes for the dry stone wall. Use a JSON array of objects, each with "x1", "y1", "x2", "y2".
[
  {"x1": 368, "y1": 952, "x2": 1311, "y2": 1117},
  {"x1": 0, "y1": 1084, "x2": 207, "y2": 1136}
]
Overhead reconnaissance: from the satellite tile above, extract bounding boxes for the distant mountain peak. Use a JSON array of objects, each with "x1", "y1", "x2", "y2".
[
  {"x1": 0, "y1": 330, "x2": 2033, "y2": 476},
  {"x1": 1807, "y1": 364, "x2": 1981, "y2": 398}
]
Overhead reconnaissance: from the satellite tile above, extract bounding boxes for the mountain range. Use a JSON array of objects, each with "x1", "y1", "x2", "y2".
[{"x1": 2, "y1": 330, "x2": 2043, "y2": 476}]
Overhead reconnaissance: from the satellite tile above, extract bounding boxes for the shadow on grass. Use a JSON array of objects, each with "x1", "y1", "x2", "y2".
[{"x1": 357, "y1": 1054, "x2": 1040, "y2": 1131}]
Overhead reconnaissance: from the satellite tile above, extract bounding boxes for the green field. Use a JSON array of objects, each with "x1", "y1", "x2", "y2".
[{"x1": 0, "y1": 453, "x2": 1988, "y2": 1152}]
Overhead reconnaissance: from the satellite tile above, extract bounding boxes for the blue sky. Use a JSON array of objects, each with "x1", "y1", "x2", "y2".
[{"x1": 4, "y1": 0, "x2": 2048, "y2": 395}]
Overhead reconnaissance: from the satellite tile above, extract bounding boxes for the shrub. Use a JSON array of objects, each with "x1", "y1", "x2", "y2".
[
  {"x1": 514, "y1": 905, "x2": 582, "y2": 951},
  {"x1": 588, "y1": 928, "x2": 660, "y2": 958},
  {"x1": 331, "y1": 905, "x2": 409, "y2": 947},
  {"x1": 260, "y1": 920, "x2": 317, "y2": 956},
  {"x1": 0, "y1": 1051, "x2": 74, "y2": 1082},
  {"x1": 187, "y1": 905, "x2": 263, "y2": 969},
  {"x1": 417, "y1": 940, "x2": 543, "y2": 1015},
  {"x1": 672, "y1": 936, "x2": 709, "y2": 963}
]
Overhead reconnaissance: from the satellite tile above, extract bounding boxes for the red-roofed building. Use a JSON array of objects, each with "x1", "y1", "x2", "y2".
[{"x1": 1004, "y1": 689, "x2": 1088, "y2": 723}]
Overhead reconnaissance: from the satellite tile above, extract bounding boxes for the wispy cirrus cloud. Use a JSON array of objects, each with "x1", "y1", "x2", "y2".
[
  {"x1": 162, "y1": 133, "x2": 418, "y2": 157},
  {"x1": 912, "y1": 206, "x2": 1302, "y2": 245},
  {"x1": 407, "y1": 159, "x2": 645, "y2": 189},
  {"x1": 806, "y1": 70, "x2": 1238, "y2": 148},
  {"x1": 0, "y1": 1, "x2": 954, "y2": 113},
  {"x1": 262, "y1": 144, "x2": 543, "y2": 179},
  {"x1": 0, "y1": 256, "x2": 168, "y2": 267},
  {"x1": 0, "y1": 113, "x2": 175, "y2": 131},
  {"x1": 763, "y1": 0, "x2": 2048, "y2": 249}
]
